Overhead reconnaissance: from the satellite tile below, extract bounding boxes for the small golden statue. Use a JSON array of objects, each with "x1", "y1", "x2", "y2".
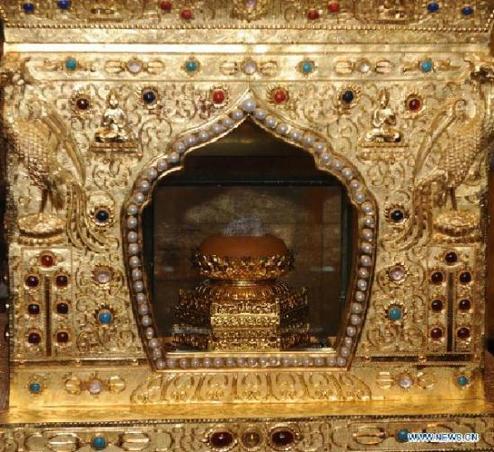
[
  {"x1": 95, "y1": 89, "x2": 133, "y2": 145},
  {"x1": 365, "y1": 88, "x2": 402, "y2": 143}
]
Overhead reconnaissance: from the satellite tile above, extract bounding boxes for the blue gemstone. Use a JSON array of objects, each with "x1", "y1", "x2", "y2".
[
  {"x1": 457, "y1": 375, "x2": 469, "y2": 386},
  {"x1": 302, "y1": 61, "x2": 314, "y2": 74},
  {"x1": 29, "y1": 382, "x2": 41, "y2": 394},
  {"x1": 420, "y1": 59, "x2": 433, "y2": 73},
  {"x1": 65, "y1": 57, "x2": 77, "y2": 71},
  {"x1": 185, "y1": 59, "x2": 198, "y2": 72},
  {"x1": 342, "y1": 90, "x2": 355, "y2": 103},
  {"x1": 98, "y1": 310, "x2": 113, "y2": 325},
  {"x1": 57, "y1": 0, "x2": 71, "y2": 10},
  {"x1": 23, "y1": 3, "x2": 35, "y2": 14},
  {"x1": 388, "y1": 306, "x2": 402, "y2": 321},
  {"x1": 427, "y1": 2, "x2": 440, "y2": 13},
  {"x1": 462, "y1": 6, "x2": 474, "y2": 16},
  {"x1": 95, "y1": 210, "x2": 110, "y2": 223},
  {"x1": 143, "y1": 90, "x2": 157, "y2": 104},
  {"x1": 396, "y1": 429, "x2": 409, "y2": 443},
  {"x1": 91, "y1": 436, "x2": 107, "y2": 450}
]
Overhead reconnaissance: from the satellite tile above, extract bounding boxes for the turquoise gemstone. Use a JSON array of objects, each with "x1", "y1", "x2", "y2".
[
  {"x1": 420, "y1": 59, "x2": 433, "y2": 73},
  {"x1": 388, "y1": 306, "x2": 402, "y2": 321},
  {"x1": 396, "y1": 429, "x2": 409, "y2": 443},
  {"x1": 302, "y1": 61, "x2": 314, "y2": 74},
  {"x1": 185, "y1": 59, "x2": 198, "y2": 72},
  {"x1": 457, "y1": 375, "x2": 469, "y2": 386},
  {"x1": 29, "y1": 382, "x2": 41, "y2": 394},
  {"x1": 98, "y1": 310, "x2": 113, "y2": 325},
  {"x1": 65, "y1": 57, "x2": 78, "y2": 71},
  {"x1": 91, "y1": 436, "x2": 107, "y2": 450}
]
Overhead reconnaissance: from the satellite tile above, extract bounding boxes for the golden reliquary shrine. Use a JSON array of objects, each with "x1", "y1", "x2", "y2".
[{"x1": 3, "y1": 0, "x2": 494, "y2": 450}]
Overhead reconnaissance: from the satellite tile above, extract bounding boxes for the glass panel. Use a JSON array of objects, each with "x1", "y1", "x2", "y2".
[{"x1": 143, "y1": 122, "x2": 355, "y2": 350}]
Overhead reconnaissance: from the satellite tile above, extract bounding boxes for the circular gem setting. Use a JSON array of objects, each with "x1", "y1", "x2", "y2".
[
  {"x1": 57, "y1": 0, "x2": 71, "y2": 9},
  {"x1": 25, "y1": 275, "x2": 40, "y2": 288},
  {"x1": 98, "y1": 309, "x2": 113, "y2": 325},
  {"x1": 271, "y1": 429, "x2": 295, "y2": 448},
  {"x1": 95, "y1": 209, "x2": 110, "y2": 224},
  {"x1": 427, "y1": 2, "x2": 440, "y2": 13},
  {"x1": 91, "y1": 436, "x2": 107, "y2": 451},
  {"x1": 430, "y1": 327, "x2": 443, "y2": 340},
  {"x1": 387, "y1": 305, "x2": 402, "y2": 321},
  {"x1": 457, "y1": 375, "x2": 469, "y2": 386},
  {"x1": 23, "y1": 3, "x2": 35, "y2": 14},
  {"x1": 307, "y1": 9, "x2": 321, "y2": 20},
  {"x1": 458, "y1": 299, "x2": 471, "y2": 311},
  {"x1": 29, "y1": 382, "x2": 42, "y2": 394},
  {"x1": 431, "y1": 299, "x2": 444, "y2": 312},
  {"x1": 396, "y1": 428, "x2": 409, "y2": 443},
  {"x1": 420, "y1": 59, "x2": 434, "y2": 73},
  {"x1": 56, "y1": 303, "x2": 69, "y2": 314},
  {"x1": 28, "y1": 304, "x2": 40, "y2": 315},
  {"x1": 210, "y1": 431, "x2": 234, "y2": 449},
  {"x1": 142, "y1": 89, "x2": 157, "y2": 105},
  {"x1": 160, "y1": 1, "x2": 173, "y2": 12}
]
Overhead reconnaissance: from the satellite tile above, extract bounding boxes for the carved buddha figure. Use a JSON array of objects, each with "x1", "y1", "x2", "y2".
[
  {"x1": 365, "y1": 88, "x2": 402, "y2": 143},
  {"x1": 95, "y1": 89, "x2": 131, "y2": 143}
]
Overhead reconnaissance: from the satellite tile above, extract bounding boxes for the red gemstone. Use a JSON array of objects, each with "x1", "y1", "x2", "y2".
[
  {"x1": 273, "y1": 88, "x2": 288, "y2": 104},
  {"x1": 459, "y1": 272, "x2": 472, "y2": 284},
  {"x1": 57, "y1": 331, "x2": 69, "y2": 343},
  {"x1": 457, "y1": 327, "x2": 470, "y2": 339},
  {"x1": 445, "y1": 251, "x2": 458, "y2": 264},
  {"x1": 408, "y1": 98, "x2": 422, "y2": 111},
  {"x1": 431, "y1": 299, "x2": 443, "y2": 312},
  {"x1": 328, "y1": 2, "x2": 340, "y2": 13},
  {"x1": 40, "y1": 254, "x2": 54, "y2": 267},
  {"x1": 180, "y1": 8, "x2": 193, "y2": 20},
  {"x1": 430, "y1": 327, "x2": 443, "y2": 340},
  {"x1": 28, "y1": 304, "x2": 40, "y2": 315},
  {"x1": 56, "y1": 303, "x2": 69, "y2": 314},
  {"x1": 212, "y1": 89, "x2": 226, "y2": 104},
  {"x1": 431, "y1": 271, "x2": 444, "y2": 284},
  {"x1": 76, "y1": 98, "x2": 90, "y2": 110},
  {"x1": 271, "y1": 429, "x2": 295, "y2": 447},
  {"x1": 459, "y1": 299, "x2": 471, "y2": 311},
  {"x1": 160, "y1": 0, "x2": 172, "y2": 12},
  {"x1": 55, "y1": 274, "x2": 69, "y2": 287},
  {"x1": 25, "y1": 275, "x2": 39, "y2": 288},
  {"x1": 28, "y1": 332, "x2": 41, "y2": 344},
  {"x1": 210, "y1": 431, "x2": 234, "y2": 448},
  {"x1": 307, "y1": 9, "x2": 320, "y2": 20}
]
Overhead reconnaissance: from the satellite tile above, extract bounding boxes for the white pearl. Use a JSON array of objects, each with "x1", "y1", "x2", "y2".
[
  {"x1": 134, "y1": 193, "x2": 145, "y2": 204},
  {"x1": 157, "y1": 159, "x2": 168, "y2": 172},
  {"x1": 152, "y1": 348, "x2": 162, "y2": 359},
  {"x1": 236, "y1": 358, "x2": 246, "y2": 366},
  {"x1": 314, "y1": 142, "x2": 325, "y2": 153},
  {"x1": 399, "y1": 374, "x2": 414, "y2": 389},
  {"x1": 321, "y1": 153, "x2": 331, "y2": 165},
  {"x1": 166, "y1": 359, "x2": 176, "y2": 369},
  {"x1": 282, "y1": 357, "x2": 293, "y2": 366},
  {"x1": 269, "y1": 357, "x2": 279, "y2": 366},
  {"x1": 138, "y1": 304, "x2": 149, "y2": 315},
  {"x1": 355, "y1": 291, "x2": 365, "y2": 302},
  {"x1": 333, "y1": 160, "x2": 342, "y2": 170},
  {"x1": 362, "y1": 229, "x2": 374, "y2": 240},
  {"x1": 346, "y1": 326, "x2": 357, "y2": 336},
  {"x1": 145, "y1": 327, "x2": 154, "y2": 339},
  {"x1": 185, "y1": 134, "x2": 197, "y2": 146},
  {"x1": 214, "y1": 358, "x2": 223, "y2": 368},
  {"x1": 129, "y1": 256, "x2": 140, "y2": 268},
  {"x1": 243, "y1": 60, "x2": 258, "y2": 75},
  {"x1": 259, "y1": 357, "x2": 269, "y2": 367},
  {"x1": 358, "y1": 268, "x2": 369, "y2": 278},
  {"x1": 141, "y1": 315, "x2": 152, "y2": 326},
  {"x1": 136, "y1": 293, "x2": 146, "y2": 303},
  {"x1": 389, "y1": 266, "x2": 406, "y2": 281},
  {"x1": 128, "y1": 228, "x2": 139, "y2": 241},
  {"x1": 342, "y1": 168, "x2": 353, "y2": 179},
  {"x1": 350, "y1": 314, "x2": 362, "y2": 325},
  {"x1": 138, "y1": 180, "x2": 150, "y2": 192},
  {"x1": 327, "y1": 356, "x2": 337, "y2": 366},
  {"x1": 254, "y1": 109, "x2": 267, "y2": 120},
  {"x1": 174, "y1": 142, "x2": 186, "y2": 153},
  {"x1": 357, "y1": 279, "x2": 368, "y2": 290},
  {"x1": 265, "y1": 116, "x2": 277, "y2": 128},
  {"x1": 128, "y1": 243, "x2": 139, "y2": 255},
  {"x1": 226, "y1": 358, "x2": 236, "y2": 367},
  {"x1": 127, "y1": 204, "x2": 138, "y2": 216},
  {"x1": 247, "y1": 358, "x2": 257, "y2": 367},
  {"x1": 212, "y1": 122, "x2": 225, "y2": 134},
  {"x1": 241, "y1": 98, "x2": 257, "y2": 112},
  {"x1": 361, "y1": 255, "x2": 372, "y2": 267},
  {"x1": 88, "y1": 379, "x2": 103, "y2": 395},
  {"x1": 191, "y1": 358, "x2": 200, "y2": 368},
  {"x1": 344, "y1": 337, "x2": 353, "y2": 347},
  {"x1": 355, "y1": 192, "x2": 366, "y2": 203},
  {"x1": 290, "y1": 130, "x2": 302, "y2": 141},
  {"x1": 276, "y1": 123, "x2": 289, "y2": 135},
  {"x1": 336, "y1": 357, "x2": 347, "y2": 367},
  {"x1": 179, "y1": 359, "x2": 188, "y2": 369},
  {"x1": 223, "y1": 117, "x2": 234, "y2": 128},
  {"x1": 303, "y1": 135, "x2": 315, "y2": 146},
  {"x1": 156, "y1": 359, "x2": 166, "y2": 370},
  {"x1": 203, "y1": 358, "x2": 212, "y2": 368},
  {"x1": 352, "y1": 303, "x2": 363, "y2": 314},
  {"x1": 315, "y1": 357, "x2": 325, "y2": 367},
  {"x1": 132, "y1": 268, "x2": 142, "y2": 280},
  {"x1": 198, "y1": 130, "x2": 210, "y2": 141},
  {"x1": 350, "y1": 180, "x2": 361, "y2": 190},
  {"x1": 231, "y1": 109, "x2": 244, "y2": 120},
  {"x1": 147, "y1": 168, "x2": 158, "y2": 180},
  {"x1": 364, "y1": 217, "x2": 375, "y2": 228},
  {"x1": 362, "y1": 202, "x2": 373, "y2": 214},
  {"x1": 168, "y1": 152, "x2": 180, "y2": 163},
  {"x1": 133, "y1": 281, "x2": 144, "y2": 292},
  {"x1": 361, "y1": 243, "x2": 373, "y2": 254},
  {"x1": 340, "y1": 346, "x2": 350, "y2": 357}
]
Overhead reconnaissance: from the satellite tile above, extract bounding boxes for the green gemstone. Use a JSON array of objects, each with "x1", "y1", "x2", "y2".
[
  {"x1": 29, "y1": 382, "x2": 41, "y2": 394},
  {"x1": 396, "y1": 429, "x2": 409, "y2": 443},
  {"x1": 185, "y1": 59, "x2": 198, "y2": 72},
  {"x1": 302, "y1": 61, "x2": 314, "y2": 74},
  {"x1": 388, "y1": 306, "x2": 402, "y2": 321},
  {"x1": 457, "y1": 375, "x2": 469, "y2": 387},
  {"x1": 65, "y1": 57, "x2": 78, "y2": 71}
]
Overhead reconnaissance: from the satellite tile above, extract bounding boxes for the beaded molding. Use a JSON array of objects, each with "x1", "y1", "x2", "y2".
[{"x1": 122, "y1": 95, "x2": 378, "y2": 371}]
